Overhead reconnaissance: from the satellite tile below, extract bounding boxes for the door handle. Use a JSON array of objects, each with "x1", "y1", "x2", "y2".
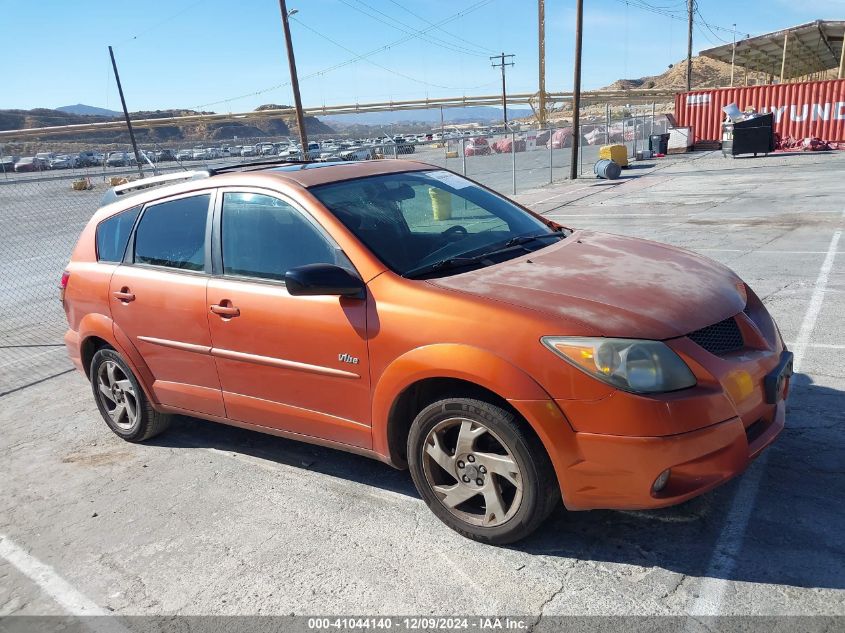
[
  {"x1": 210, "y1": 303, "x2": 240, "y2": 318},
  {"x1": 113, "y1": 288, "x2": 135, "y2": 302}
]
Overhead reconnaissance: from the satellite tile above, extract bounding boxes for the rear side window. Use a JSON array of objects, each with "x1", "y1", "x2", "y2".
[
  {"x1": 221, "y1": 192, "x2": 339, "y2": 281},
  {"x1": 134, "y1": 194, "x2": 210, "y2": 271},
  {"x1": 96, "y1": 206, "x2": 141, "y2": 263}
]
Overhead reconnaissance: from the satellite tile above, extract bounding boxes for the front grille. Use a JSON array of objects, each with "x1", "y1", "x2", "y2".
[{"x1": 688, "y1": 316, "x2": 744, "y2": 356}]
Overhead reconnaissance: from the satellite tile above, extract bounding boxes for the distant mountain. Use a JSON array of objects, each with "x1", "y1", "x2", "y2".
[
  {"x1": 56, "y1": 104, "x2": 122, "y2": 117},
  {"x1": 325, "y1": 105, "x2": 533, "y2": 127},
  {"x1": 0, "y1": 105, "x2": 333, "y2": 143}
]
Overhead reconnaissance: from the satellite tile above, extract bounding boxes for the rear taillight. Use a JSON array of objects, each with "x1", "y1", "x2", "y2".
[{"x1": 59, "y1": 270, "x2": 70, "y2": 302}]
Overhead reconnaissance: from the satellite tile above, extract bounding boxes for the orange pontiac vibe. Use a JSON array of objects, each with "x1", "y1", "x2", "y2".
[{"x1": 62, "y1": 159, "x2": 792, "y2": 544}]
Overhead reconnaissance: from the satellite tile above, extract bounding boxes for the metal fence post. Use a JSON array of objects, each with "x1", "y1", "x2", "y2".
[
  {"x1": 511, "y1": 130, "x2": 516, "y2": 195},
  {"x1": 579, "y1": 124, "x2": 584, "y2": 175},
  {"x1": 549, "y1": 127, "x2": 553, "y2": 184},
  {"x1": 651, "y1": 102, "x2": 656, "y2": 141},
  {"x1": 461, "y1": 137, "x2": 466, "y2": 175},
  {"x1": 633, "y1": 113, "x2": 638, "y2": 157},
  {"x1": 605, "y1": 104, "x2": 610, "y2": 145}
]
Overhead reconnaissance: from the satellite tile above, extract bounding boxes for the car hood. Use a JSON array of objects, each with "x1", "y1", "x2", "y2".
[{"x1": 429, "y1": 230, "x2": 746, "y2": 340}]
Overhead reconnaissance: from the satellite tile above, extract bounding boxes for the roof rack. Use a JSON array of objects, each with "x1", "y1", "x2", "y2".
[
  {"x1": 100, "y1": 170, "x2": 211, "y2": 205},
  {"x1": 208, "y1": 158, "x2": 319, "y2": 175}
]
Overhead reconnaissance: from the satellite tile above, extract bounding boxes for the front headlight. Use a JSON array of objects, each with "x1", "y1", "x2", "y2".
[{"x1": 541, "y1": 337, "x2": 697, "y2": 394}]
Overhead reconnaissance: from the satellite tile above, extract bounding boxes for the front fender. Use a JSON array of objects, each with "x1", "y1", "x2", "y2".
[{"x1": 371, "y1": 343, "x2": 554, "y2": 458}]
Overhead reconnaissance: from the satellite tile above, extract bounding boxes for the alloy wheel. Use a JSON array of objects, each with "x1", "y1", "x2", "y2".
[
  {"x1": 421, "y1": 417, "x2": 524, "y2": 527},
  {"x1": 95, "y1": 360, "x2": 138, "y2": 431}
]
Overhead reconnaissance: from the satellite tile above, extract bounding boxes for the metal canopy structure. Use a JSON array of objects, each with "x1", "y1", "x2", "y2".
[{"x1": 700, "y1": 20, "x2": 845, "y2": 83}]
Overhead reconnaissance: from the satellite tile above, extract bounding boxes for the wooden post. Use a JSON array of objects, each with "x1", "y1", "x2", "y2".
[
  {"x1": 780, "y1": 31, "x2": 789, "y2": 83},
  {"x1": 839, "y1": 37, "x2": 845, "y2": 79},
  {"x1": 538, "y1": 0, "x2": 546, "y2": 127}
]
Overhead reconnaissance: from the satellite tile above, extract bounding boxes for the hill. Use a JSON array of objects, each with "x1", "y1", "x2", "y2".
[
  {"x1": 0, "y1": 105, "x2": 333, "y2": 144},
  {"x1": 602, "y1": 55, "x2": 839, "y2": 92},
  {"x1": 602, "y1": 56, "x2": 736, "y2": 91},
  {"x1": 56, "y1": 104, "x2": 122, "y2": 117}
]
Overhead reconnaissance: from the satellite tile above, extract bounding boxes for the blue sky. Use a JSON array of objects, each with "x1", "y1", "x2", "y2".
[{"x1": 3, "y1": 0, "x2": 842, "y2": 113}]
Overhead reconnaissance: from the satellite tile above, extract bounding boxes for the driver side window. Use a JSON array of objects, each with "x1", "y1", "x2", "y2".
[{"x1": 221, "y1": 192, "x2": 340, "y2": 281}]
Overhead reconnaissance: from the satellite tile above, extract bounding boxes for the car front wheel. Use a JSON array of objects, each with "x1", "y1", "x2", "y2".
[{"x1": 408, "y1": 398, "x2": 559, "y2": 544}]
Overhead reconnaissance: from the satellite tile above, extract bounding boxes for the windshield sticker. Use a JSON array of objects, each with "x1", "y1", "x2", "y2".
[{"x1": 426, "y1": 170, "x2": 472, "y2": 190}]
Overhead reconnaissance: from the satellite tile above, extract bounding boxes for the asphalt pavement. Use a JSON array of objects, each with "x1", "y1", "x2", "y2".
[{"x1": 0, "y1": 150, "x2": 843, "y2": 624}]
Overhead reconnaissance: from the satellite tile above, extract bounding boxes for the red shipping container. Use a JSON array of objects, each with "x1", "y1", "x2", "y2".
[{"x1": 675, "y1": 79, "x2": 845, "y2": 144}]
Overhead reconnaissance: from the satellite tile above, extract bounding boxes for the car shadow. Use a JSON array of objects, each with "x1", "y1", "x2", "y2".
[{"x1": 148, "y1": 372, "x2": 844, "y2": 590}]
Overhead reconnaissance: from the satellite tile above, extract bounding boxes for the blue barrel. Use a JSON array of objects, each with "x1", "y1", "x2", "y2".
[{"x1": 594, "y1": 159, "x2": 621, "y2": 180}]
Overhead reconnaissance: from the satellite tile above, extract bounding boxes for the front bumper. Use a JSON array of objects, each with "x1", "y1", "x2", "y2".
[{"x1": 558, "y1": 398, "x2": 784, "y2": 511}]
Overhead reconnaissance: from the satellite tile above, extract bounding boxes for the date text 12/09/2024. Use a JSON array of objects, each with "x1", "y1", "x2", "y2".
[{"x1": 307, "y1": 617, "x2": 528, "y2": 630}]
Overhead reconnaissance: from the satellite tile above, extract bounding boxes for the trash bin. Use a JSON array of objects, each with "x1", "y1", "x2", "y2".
[
  {"x1": 722, "y1": 113, "x2": 775, "y2": 157},
  {"x1": 649, "y1": 133, "x2": 670, "y2": 154},
  {"x1": 594, "y1": 159, "x2": 621, "y2": 180}
]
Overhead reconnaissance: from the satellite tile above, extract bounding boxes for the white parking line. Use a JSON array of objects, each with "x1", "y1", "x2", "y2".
[
  {"x1": 687, "y1": 221, "x2": 843, "y2": 617},
  {"x1": 0, "y1": 533, "x2": 107, "y2": 615},
  {"x1": 696, "y1": 249, "x2": 838, "y2": 255},
  {"x1": 546, "y1": 213, "x2": 668, "y2": 218}
]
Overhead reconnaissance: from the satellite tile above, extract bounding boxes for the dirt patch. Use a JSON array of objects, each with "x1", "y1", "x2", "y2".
[{"x1": 62, "y1": 449, "x2": 134, "y2": 467}]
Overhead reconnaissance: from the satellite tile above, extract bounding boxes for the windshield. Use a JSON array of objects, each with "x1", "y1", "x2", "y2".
[{"x1": 311, "y1": 170, "x2": 563, "y2": 278}]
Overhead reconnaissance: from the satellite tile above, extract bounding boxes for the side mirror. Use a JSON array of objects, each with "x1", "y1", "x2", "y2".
[{"x1": 285, "y1": 263, "x2": 365, "y2": 299}]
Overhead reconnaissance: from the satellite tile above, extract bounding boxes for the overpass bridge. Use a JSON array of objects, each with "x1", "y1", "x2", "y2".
[{"x1": 0, "y1": 89, "x2": 677, "y2": 140}]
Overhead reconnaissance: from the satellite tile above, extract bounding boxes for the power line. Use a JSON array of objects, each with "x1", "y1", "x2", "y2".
[
  {"x1": 383, "y1": 0, "x2": 497, "y2": 55},
  {"x1": 116, "y1": 0, "x2": 206, "y2": 46},
  {"x1": 292, "y1": 16, "x2": 497, "y2": 91},
  {"x1": 194, "y1": 0, "x2": 493, "y2": 109},
  {"x1": 341, "y1": 0, "x2": 491, "y2": 58},
  {"x1": 614, "y1": 0, "x2": 736, "y2": 34}
]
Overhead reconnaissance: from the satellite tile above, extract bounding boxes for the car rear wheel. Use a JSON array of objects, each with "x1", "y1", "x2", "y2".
[
  {"x1": 408, "y1": 398, "x2": 559, "y2": 544},
  {"x1": 90, "y1": 348, "x2": 172, "y2": 442}
]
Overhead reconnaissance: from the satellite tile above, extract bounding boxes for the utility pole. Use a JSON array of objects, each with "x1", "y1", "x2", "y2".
[
  {"x1": 730, "y1": 23, "x2": 737, "y2": 87},
  {"x1": 569, "y1": 0, "x2": 583, "y2": 180},
  {"x1": 279, "y1": 0, "x2": 308, "y2": 154},
  {"x1": 686, "y1": 0, "x2": 694, "y2": 92},
  {"x1": 491, "y1": 52, "x2": 515, "y2": 128},
  {"x1": 538, "y1": 0, "x2": 546, "y2": 128},
  {"x1": 108, "y1": 45, "x2": 144, "y2": 177}
]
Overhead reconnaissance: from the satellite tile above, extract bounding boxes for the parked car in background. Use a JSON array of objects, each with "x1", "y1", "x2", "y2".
[
  {"x1": 154, "y1": 149, "x2": 176, "y2": 162},
  {"x1": 49, "y1": 154, "x2": 79, "y2": 169},
  {"x1": 241, "y1": 146, "x2": 256, "y2": 157},
  {"x1": 78, "y1": 151, "x2": 101, "y2": 167},
  {"x1": 278, "y1": 145, "x2": 302, "y2": 159},
  {"x1": 0, "y1": 155, "x2": 19, "y2": 172},
  {"x1": 464, "y1": 137, "x2": 491, "y2": 156},
  {"x1": 192, "y1": 148, "x2": 209, "y2": 161},
  {"x1": 14, "y1": 156, "x2": 46, "y2": 172},
  {"x1": 175, "y1": 149, "x2": 192, "y2": 161},
  {"x1": 35, "y1": 152, "x2": 56, "y2": 164},
  {"x1": 106, "y1": 152, "x2": 130, "y2": 167}
]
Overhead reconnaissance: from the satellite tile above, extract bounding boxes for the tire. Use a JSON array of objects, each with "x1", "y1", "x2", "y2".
[
  {"x1": 89, "y1": 348, "x2": 172, "y2": 442},
  {"x1": 408, "y1": 398, "x2": 559, "y2": 545}
]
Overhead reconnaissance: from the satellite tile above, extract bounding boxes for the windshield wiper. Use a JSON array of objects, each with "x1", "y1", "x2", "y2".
[
  {"x1": 404, "y1": 232, "x2": 566, "y2": 279},
  {"x1": 403, "y1": 256, "x2": 489, "y2": 279},
  {"x1": 503, "y1": 232, "x2": 567, "y2": 248}
]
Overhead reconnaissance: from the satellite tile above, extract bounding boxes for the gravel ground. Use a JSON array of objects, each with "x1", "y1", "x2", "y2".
[{"x1": 0, "y1": 150, "x2": 843, "y2": 625}]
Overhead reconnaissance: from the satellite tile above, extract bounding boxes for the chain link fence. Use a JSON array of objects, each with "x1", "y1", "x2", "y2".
[{"x1": 0, "y1": 104, "x2": 670, "y2": 396}]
